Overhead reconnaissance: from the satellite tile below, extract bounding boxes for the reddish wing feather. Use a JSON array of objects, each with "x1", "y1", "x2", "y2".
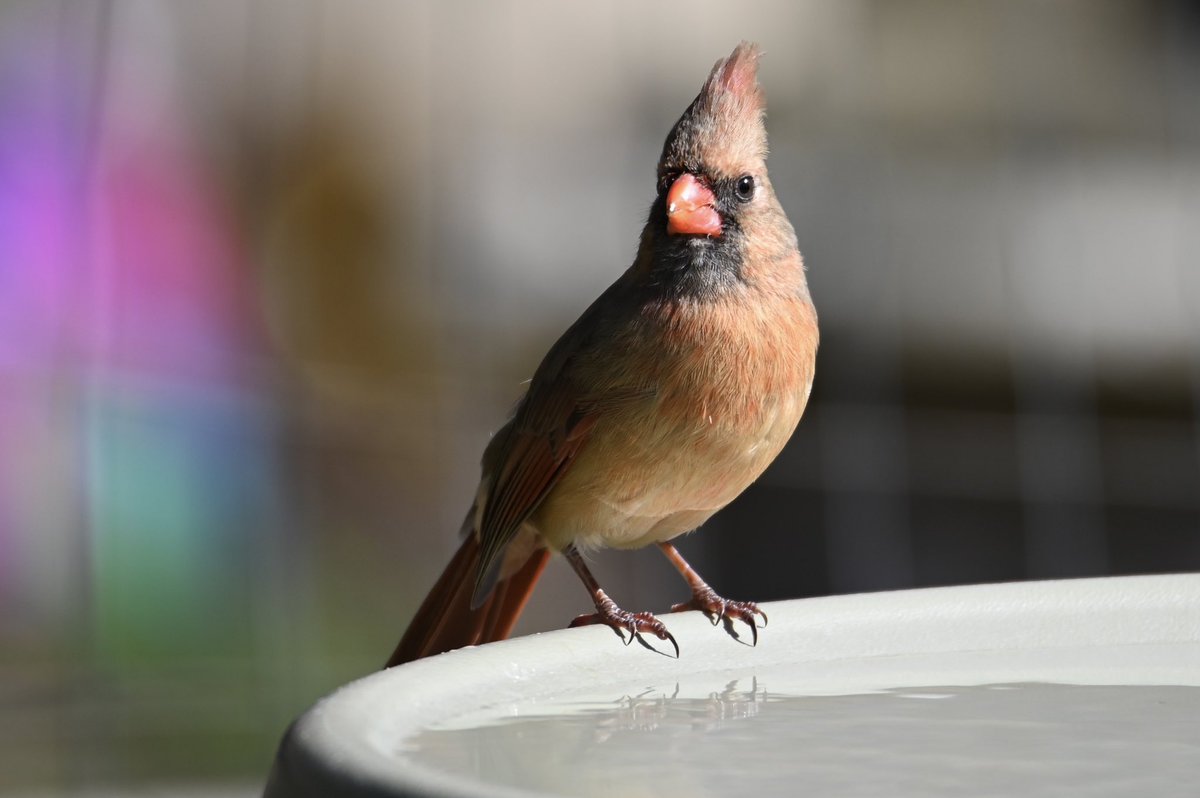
[
  {"x1": 474, "y1": 378, "x2": 597, "y2": 601},
  {"x1": 471, "y1": 277, "x2": 649, "y2": 604}
]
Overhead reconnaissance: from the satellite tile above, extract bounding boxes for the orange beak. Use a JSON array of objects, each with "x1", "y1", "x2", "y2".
[{"x1": 666, "y1": 173, "x2": 722, "y2": 237}]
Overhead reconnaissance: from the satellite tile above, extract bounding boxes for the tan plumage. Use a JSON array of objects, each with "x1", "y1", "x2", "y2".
[{"x1": 386, "y1": 42, "x2": 817, "y2": 668}]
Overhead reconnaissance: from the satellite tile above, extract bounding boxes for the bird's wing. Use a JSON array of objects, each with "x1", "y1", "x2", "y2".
[
  {"x1": 472, "y1": 362, "x2": 598, "y2": 604},
  {"x1": 471, "y1": 281, "x2": 652, "y2": 604}
]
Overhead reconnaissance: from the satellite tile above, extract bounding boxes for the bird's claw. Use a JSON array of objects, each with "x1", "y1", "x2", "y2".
[
  {"x1": 569, "y1": 608, "x2": 679, "y2": 658},
  {"x1": 670, "y1": 590, "x2": 767, "y2": 646}
]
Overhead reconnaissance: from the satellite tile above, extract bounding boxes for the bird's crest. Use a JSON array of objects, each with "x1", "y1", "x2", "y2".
[{"x1": 662, "y1": 42, "x2": 768, "y2": 177}]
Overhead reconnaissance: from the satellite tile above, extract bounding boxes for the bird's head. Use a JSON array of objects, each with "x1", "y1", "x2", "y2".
[
  {"x1": 640, "y1": 42, "x2": 799, "y2": 299},
  {"x1": 658, "y1": 41, "x2": 767, "y2": 238}
]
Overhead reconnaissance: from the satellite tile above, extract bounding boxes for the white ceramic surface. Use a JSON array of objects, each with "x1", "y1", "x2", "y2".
[{"x1": 264, "y1": 574, "x2": 1200, "y2": 797}]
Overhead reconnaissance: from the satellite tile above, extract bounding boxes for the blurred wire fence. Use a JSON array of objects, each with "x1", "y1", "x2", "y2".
[{"x1": 1, "y1": 0, "x2": 1198, "y2": 793}]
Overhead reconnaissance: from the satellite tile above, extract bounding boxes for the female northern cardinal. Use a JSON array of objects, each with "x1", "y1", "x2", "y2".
[{"x1": 385, "y1": 42, "x2": 818, "y2": 667}]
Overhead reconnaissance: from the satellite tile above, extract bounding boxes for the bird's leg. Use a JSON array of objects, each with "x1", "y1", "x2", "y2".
[
  {"x1": 564, "y1": 545, "x2": 679, "y2": 657},
  {"x1": 658, "y1": 542, "x2": 767, "y2": 645}
]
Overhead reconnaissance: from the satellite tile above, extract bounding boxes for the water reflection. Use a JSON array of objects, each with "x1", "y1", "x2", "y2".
[
  {"x1": 590, "y1": 677, "x2": 766, "y2": 744},
  {"x1": 400, "y1": 679, "x2": 1200, "y2": 798}
]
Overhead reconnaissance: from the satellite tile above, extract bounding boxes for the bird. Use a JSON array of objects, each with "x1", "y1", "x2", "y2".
[{"x1": 385, "y1": 41, "x2": 818, "y2": 668}]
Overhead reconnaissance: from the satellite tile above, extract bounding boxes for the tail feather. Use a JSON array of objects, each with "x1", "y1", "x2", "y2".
[
  {"x1": 481, "y1": 549, "x2": 550, "y2": 641},
  {"x1": 384, "y1": 534, "x2": 549, "y2": 668}
]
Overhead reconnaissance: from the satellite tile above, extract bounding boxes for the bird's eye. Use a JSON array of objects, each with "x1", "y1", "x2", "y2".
[{"x1": 735, "y1": 175, "x2": 755, "y2": 202}]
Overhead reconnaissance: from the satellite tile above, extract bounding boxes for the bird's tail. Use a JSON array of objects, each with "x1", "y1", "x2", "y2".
[{"x1": 384, "y1": 531, "x2": 550, "y2": 668}]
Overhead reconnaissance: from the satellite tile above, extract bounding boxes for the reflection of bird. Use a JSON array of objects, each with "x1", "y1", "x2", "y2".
[{"x1": 386, "y1": 42, "x2": 818, "y2": 667}]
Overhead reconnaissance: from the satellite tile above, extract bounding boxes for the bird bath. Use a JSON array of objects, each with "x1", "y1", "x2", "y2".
[{"x1": 265, "y1": 574, "x2": 1200, "y2": 797}]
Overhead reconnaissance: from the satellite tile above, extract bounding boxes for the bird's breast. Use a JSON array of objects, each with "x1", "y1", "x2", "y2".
[{"x1": 534, "y1": 289, "x2": 817, "y2": 551}]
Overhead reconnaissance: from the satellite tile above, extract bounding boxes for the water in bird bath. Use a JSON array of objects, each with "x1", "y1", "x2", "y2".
[{"x1": 396, "y1": 675, "x2": 1200, "y2": 798}]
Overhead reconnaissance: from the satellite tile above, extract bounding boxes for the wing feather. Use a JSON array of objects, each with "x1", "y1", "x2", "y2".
[{"x1": 469, "y1": 278, "x2": 650, "y2": 604}]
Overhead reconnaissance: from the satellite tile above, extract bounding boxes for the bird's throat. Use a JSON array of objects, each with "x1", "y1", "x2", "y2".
[{"x1": 650, "y1": 234, "x2": 745, "y2": 301}]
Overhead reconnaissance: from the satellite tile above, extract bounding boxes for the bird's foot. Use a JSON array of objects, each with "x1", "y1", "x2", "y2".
[
  {"x1": 569, "y1": 596, "x2": 679, "y2": 658},
  {"x1": 670, "y1": 587, "x2": 767, "y2": 646}
]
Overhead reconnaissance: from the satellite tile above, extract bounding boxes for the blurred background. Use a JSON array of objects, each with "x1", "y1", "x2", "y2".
[{"x1": 1, "y1": 0, "x2": 1199, "y2": 794}]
